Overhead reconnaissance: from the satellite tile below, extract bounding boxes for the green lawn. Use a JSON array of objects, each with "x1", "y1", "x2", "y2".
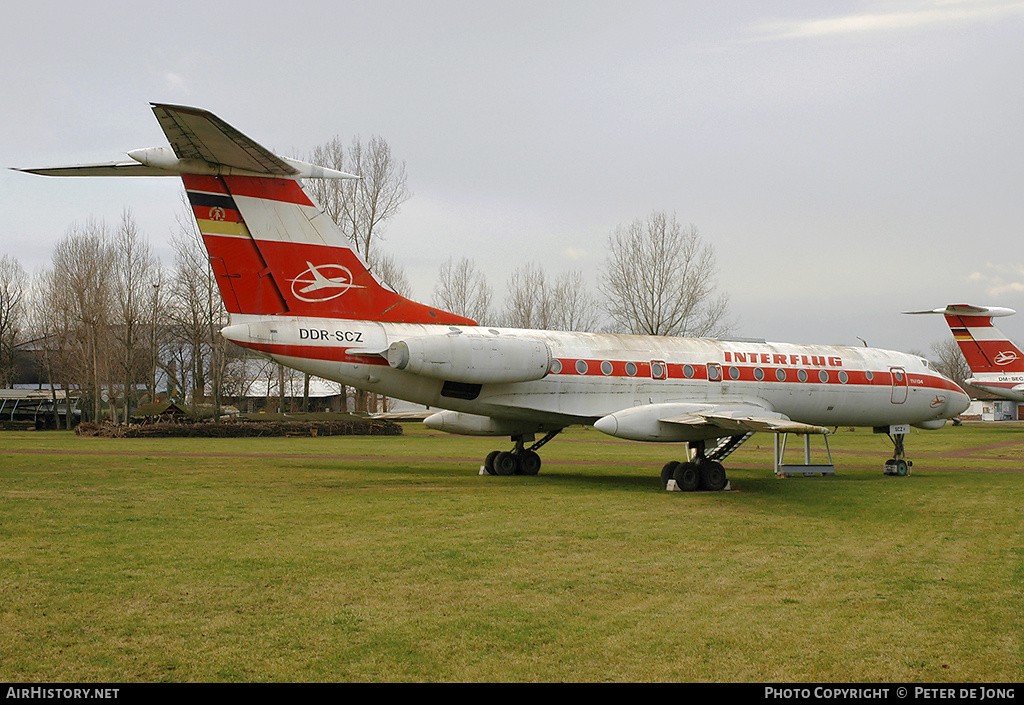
[{"x1": 1, "y1": 422, "x2": 1021, "y2": 682}]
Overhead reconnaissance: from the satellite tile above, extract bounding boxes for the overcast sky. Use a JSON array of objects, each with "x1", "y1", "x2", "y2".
[{"x1": 2, "y1": 0, "x2": 1023, "y2": 353}]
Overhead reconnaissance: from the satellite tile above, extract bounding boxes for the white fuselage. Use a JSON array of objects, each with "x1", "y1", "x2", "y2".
[
  {"x1": 965, "y1": 374, "x2": 1024, "y2": 401},
  {"x1": 222, "y1": 315, "x2": 970, "y2": 437}
]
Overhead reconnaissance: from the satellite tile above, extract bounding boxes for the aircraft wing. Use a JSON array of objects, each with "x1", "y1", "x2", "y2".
[
  {"x1": 593, "y1": 400, "x2": 830, "y2": 442},
  {"x1": 151, "y1": 103, "x2": 300, "y2": 175},
  {"x1": 660, "y1": 404, "x2": 830, "y2": 436}
]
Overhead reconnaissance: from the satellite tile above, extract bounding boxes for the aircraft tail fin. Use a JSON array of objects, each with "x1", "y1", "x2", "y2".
[
  {"x1": 906, "y1": 304, "x2": 1024, "y2": 374},
  {"x1": 18, "y1": 103, "x2": 476, "y2": 326}
]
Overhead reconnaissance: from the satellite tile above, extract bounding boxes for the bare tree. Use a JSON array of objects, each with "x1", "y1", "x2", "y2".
[
  {"x1": 503, "y1": 262, "x2": 554, "y2": 330},
  {"x1": 549, "y1": 270, "x2": 602, "y2": 332},
  {"x1": 343, "y1": 136, "x2": 413, "y2": 262},
  {"x1": 502, "y1": 262, "x2": 601, "y2": 331},
  {"x1": 304, "y1": 138, "x2": 348, "y2": 226},
  {"x1": 304, "y1": 135, "x2": 412, "y2": 413},
  {"x1": 930, "y1": 338, "x2": 972, "y2": 394},
  {"x1": 146, "y1": 268, "x2": 167, "y2": 404},
  {"x1": 433, "y1": 257, "x2": 493, "y2": 324},
  {"x1": 42, "y1": 220, "x2": 116, "y2": 422},
  {"x1": 0, "y1": 254, "x2": 27, "y2": 388},
  {"x1": 110, "y1": 209, "x2": 159, "y2": 421},
  {"x1": 167, "y1": 203, "x2": 229, "y2": 416},
  {"x1": 600, "y1": 212, "x2": 731, "y2": 337},
  {"x1": 305, "y1": 135, "x2": 412, "y2": 262},
  {"x1": 366, "y1": 244, "x2": 412, "y2": 299}
]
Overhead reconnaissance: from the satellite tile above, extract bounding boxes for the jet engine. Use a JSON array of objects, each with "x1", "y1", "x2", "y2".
[
  {"x1": 385, "y1": 334, "x2": 551, "y2": 384},
  {"x1": 424, "y1": 410, "x2": 553, "y2": 437}
]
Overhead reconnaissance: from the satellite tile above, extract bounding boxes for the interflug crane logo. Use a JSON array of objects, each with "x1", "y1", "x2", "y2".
[
  {"x1": 290, "y1": 262, "x2": 365, "y2": 303},
  {"x1": 995, "y1": 351, "x2": 1019, "y2": 366}
]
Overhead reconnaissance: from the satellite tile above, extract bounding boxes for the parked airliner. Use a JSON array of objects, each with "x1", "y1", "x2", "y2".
[{"x1": 17, "y1": 104, "x2": 970, "y2": 490}]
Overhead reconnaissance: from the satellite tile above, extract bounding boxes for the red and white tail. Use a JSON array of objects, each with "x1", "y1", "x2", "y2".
[
  {"x1": 18, "y1": 103, "x2": 475, "y2": 326},
  {"x1": 184, "y1": 173, "x2": 474, "y2": 324},
  {"x1": 908, "y1": 304, "x2": 1024, "y2": 374}
]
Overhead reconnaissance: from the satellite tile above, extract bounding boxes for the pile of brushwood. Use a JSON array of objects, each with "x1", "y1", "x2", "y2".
[{"x1": 76, "y1": 415, "x2": 403, "y2": 438}]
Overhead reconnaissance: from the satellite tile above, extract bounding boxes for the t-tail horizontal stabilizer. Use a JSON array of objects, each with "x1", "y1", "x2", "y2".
[
  {"x1": 16, "y1": 103, "x2": 475, "y2": 326},
  {"x1": 14, "y1": 104, "x2": 359, "y2": 180}
]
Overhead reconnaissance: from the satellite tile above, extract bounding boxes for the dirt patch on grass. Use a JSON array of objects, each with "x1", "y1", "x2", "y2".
[{"x1": 75, "y1": 419, "x2": 403, "y2": 438}]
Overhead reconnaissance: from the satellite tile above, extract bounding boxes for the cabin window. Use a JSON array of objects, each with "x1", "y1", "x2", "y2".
[
  {"x1": 650, "y1": 361, "x2": 667, "y2": 380},
  {"x1": 865, "y1": 370, "x2": 874, "y2": 382},
  {"x1": 549, "y1": 359, "x2": 562, "y2": 374},
  {"x1": 600, "y1": 360, "x2": 613, "y2": 376},
  {"x1": 754, "y1": 367, "x2": 765, "y2": 381},
  {"x1": 728, "y1": 366, "x2": 740, "y2": 380},
  {"x1": 819, "y1": 370, "x2": 829, "y2": 383},
  {"x1": 776, "y1": 368, "x2": 787, "y2": 382},
  {"x1": 839, "y1": 371, "x2": 849, "y2": 384},
  {"x1": 625, "y1": 362, "x2": 638, "y2": 377},
  {"x1": 575, "y1": 359, "x2": 589, "y2": 374},
  {"x1": 707, "y1": 363, "x2": 722, "y2": 382},
  {"x1": 797, "y1": 369, "x2": 808, "y2": 383},
  {"x1": 683, "y1": 364, "x2": 694, "y2": 378}
]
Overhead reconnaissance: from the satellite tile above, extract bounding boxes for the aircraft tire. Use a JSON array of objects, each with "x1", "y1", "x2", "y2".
[
  {"x1": 699, "y1": 461, "x2": 728, "y2": 491},
  {"x1": 494, "y1": 451, "x2": 519, "y2": 476},
  {"x1": 484, "y1": 450, "x2": 500, "y2": 476},
  {"x1": 661, "y1": 461, "x2": 680, "y2": 489},
  {"x1": 673, "y1": 462, "x2": 700, "y2": 492},
  {"x1": 518, "y1": 450, "x2": 542, "y2": 476},
  {"x1": 896, "y1": 459, "x2": 909, "y2": 477}
]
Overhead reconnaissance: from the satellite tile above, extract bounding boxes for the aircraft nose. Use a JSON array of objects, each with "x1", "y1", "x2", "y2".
[{"x1": 951, "y1": 387, "x2": 971, "y2": 416}]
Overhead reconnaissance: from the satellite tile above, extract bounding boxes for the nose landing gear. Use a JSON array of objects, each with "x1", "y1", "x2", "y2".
[{"x1": 881, "y1": 427, "x2": 913, "y2": 476}]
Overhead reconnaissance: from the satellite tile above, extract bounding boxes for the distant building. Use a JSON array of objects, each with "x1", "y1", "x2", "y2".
[{"x1": 0, "y1": 387, "x2": 82, "y2": 429}]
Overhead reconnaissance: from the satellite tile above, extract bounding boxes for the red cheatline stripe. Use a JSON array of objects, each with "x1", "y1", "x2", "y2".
[
  {"x1": 237, "y1": 340, "x2": 389, "y2": 366},
  {"x1": 549, "y1": 358, "x2": 962, "y2": 393}
]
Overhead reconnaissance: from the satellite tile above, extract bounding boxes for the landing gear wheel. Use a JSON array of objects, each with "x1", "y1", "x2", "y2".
[
  {"x1": 493, "y1": 451, "x2": 519, "y2": 476},
  {"x1": 883, "y1": 432, "x2": 913, "y2": 476},
  {"x1": 661, "y1": 461, "x2": 680, "y2": 489},
  {"x1": 484, "y1": 450, "x2": 500, "y2": 476},
  {"x1": 699, "y1": 460, "x2": 728, "y2": 491},
  {"x1": 518, "y1": 450, "x2": 542, "y2": 476},
  {"x1": 673, "y1": 462, "x2": 701, "y2": 492}
]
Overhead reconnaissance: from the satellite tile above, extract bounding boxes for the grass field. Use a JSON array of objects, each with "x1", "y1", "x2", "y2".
[{"x1": 1, "y1": 422, "x2": 1021, "y2": 682}]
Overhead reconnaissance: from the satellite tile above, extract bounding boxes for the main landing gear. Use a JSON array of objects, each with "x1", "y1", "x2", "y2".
[
  {"x1": 660, "y1": 438, "x2": 733, "y2": 492},
  {"x1": 659, "y1": 434, "x2": 754, "y2": 492},
  {"x1": 482, "y1": 430, "x2": 561, "y2": 476}
]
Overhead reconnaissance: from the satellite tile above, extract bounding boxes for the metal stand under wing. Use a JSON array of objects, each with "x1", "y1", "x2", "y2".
[{"x1": 773, "y1": 432, "x2": 835, "y2": 477}]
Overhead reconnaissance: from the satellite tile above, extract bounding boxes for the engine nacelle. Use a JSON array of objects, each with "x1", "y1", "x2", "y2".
[
  {"x1": 594, "y1": 403, "x2": 723, "y2": 442},
  {"x1": 424, "y1": 410, "x2": 552, "y2": 437},
  {"x1": 386, "y1": 334, "x2": 551, "y2": 384}
]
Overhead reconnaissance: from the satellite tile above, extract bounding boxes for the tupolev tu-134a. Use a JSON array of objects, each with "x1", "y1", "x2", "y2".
[{"x1": 16, "y1": 104, "x2": 970, "y2": 491}]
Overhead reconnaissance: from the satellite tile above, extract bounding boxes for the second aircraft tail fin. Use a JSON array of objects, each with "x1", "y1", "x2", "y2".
[{"x1": 906, "y1": 304, "x2": 1024, "y2": 374}]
